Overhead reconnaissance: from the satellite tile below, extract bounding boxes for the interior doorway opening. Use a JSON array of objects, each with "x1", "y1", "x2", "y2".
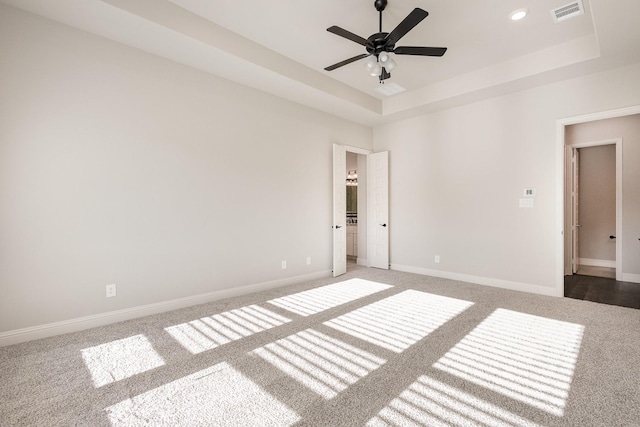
[
  {"x1": 557, "y1": 106, "x2": 640, "y2": 300},
  {"x1": 333, "y1": 145, "x2": 370, "y2": 277},
  {"x1": 333, "y1": 144, "x2": 389, "y2": 277},
  {"x1": 346, "y1": 151, "x2": 360, "y2": 264},
  {"x1": 567, "y1": 143, "x2": 618, "y2": 279}
]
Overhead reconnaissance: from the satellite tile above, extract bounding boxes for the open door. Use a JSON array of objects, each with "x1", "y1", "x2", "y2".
[
  {"x1": 368, "y1": 151, "x2": 389, "y2": 269},
  {"x1": 571, "y1": 148, "x2": 580, "y2": 274},
  {"x1": 333, "y1": 144, "x2": 347, "y2": 277}
]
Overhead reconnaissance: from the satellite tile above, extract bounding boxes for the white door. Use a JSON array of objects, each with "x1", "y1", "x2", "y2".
[
  {"x1": 333, "y1": 144, "x2": 347, "y2": 277},
  {"x1": 571, "y1": 148, "x2": 580, "y2": 274},
  {"x1": 368, "y1": 151, "x2": 389, "y2": 269}
]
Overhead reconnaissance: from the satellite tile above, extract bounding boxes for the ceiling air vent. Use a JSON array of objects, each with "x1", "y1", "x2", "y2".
[
  {"x1": 375, "y1": 82, "x2": 406, "y2": 97},
  {"x1": 551, "y1": 0, "x2": 585, "y2": 23}
]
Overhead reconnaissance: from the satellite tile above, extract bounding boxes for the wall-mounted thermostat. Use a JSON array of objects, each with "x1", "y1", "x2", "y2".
[{"x1": 524, "y1": 188, "x2": 536, "y2": 197}]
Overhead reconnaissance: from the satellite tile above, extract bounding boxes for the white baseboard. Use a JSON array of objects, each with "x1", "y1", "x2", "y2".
[
  {"x1": 391, "y1": 264, "x2": 558, "y2": 297},
  {"x1": 622, "y1": 273, "x2": 640, "y2": 284},
  {"x1": 579, "y1": 258, "x2": 616, "y2": 268},
  {"x1": 0, "y1": 270, "x2": 332, "y2": 347}
]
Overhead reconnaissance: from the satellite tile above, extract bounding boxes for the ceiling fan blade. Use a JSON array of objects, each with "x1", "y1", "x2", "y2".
[
  {"x1": 385, "y1": 8, "x2": 429, "y2": 47},
  {"x1": 327, "y1": 26, "x2": 368, "y2": 46},
  {"x1": 324, "y1": 54, "x2": 370, "y2": 71},
  {"x1": 394, "y1": 46, "x2": 447, "y2": 56}
]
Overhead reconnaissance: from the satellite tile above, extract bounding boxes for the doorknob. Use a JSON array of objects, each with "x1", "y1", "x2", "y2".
[
  {"x1": 335, "y1": 225, "x2": 342, "y2": 229},
  {"x1": 610, "y1": 235, "x2": 616, "y2": 239},
  {"x1": 380, "y1": 223, "x2": 387, "y2": 227}
]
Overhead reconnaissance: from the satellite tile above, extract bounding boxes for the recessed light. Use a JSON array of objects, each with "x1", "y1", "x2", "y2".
[{"x1": 510, "y1": 8, "x2": 528, "y2": 21}]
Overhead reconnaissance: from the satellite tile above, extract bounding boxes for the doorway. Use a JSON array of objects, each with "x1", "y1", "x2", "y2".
[
  {"x1": 332, "y1": 144, "x2": 389, "y2": 277},
  {"x1": 567, "y1": 142, "x2": 619, "y2": 279},
  {"x1": 345, "y1": 151, "x2": 367, "y2": 273},
  {"x1": 557, "y1": 106, "x2": 640, "y2": 305}
]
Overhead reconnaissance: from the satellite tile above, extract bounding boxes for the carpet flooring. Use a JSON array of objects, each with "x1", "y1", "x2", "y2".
[{"x1": 1, "y1": 267, "x2": 640, "y2": 426}]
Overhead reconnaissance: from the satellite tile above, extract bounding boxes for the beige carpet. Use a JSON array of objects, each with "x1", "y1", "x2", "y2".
[{"x1": 1, "y1": 267, "x2": 639, "y2": 426}]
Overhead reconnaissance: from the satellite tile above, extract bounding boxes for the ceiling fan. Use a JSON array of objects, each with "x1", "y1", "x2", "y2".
[{"x1": 324, "y1": 0, "x2": 447, "y2": 82}]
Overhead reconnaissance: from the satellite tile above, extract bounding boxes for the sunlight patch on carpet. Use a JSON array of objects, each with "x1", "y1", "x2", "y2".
[
  {"x1": 81, "y1": 334, "x2": 165, "y2": 388},
  {"x1": 324, "y1": 290, "x2": 473, "y2": 353},
  {"x1": 267, "y1": 278, "x2": 392, "y2": 316},
  {"x1": 105, "y1": 362, "x2": 299, "y2": 426},
  {"x1": 165, "y1": 304, "x2": 290, "y2": 354},
  {"x1": 253, "y1": 328, "x2": 386, "y2": 399},
  {"x1": 434, "y1": 309, "x2": 584, "y2": 416},
  {"x1": 367, "y1": 375, "x2": 542, "y2": 427}
]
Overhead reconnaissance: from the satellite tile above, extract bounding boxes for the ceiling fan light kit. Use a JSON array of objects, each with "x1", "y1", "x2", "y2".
[
  {"x1": 364, "y1": 57, "x2": 382, "y2": 76},
  {"x1": 324, "y1": 0, "x2": 447, "y2": 83},
  {"x1": 379, "y1": 52, "x2": 396, "y2": 72},
  {"x1": 364, "y1": 54, "x2": 395, "y2": 77}
]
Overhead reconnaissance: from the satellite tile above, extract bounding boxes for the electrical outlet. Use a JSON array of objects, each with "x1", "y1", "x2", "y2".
[
  {"x1": 306, "y1": 257, "x2": 311, "y2": 265},
  {"x1": 434, "y1": 255, "x2": 440, "y2": 263},
  {"x1": 281, "y1": 260, "x2": 287, "y2": 269},
  {"x1": 106, "y1": 284, "x2": 117, "y2": 298}
]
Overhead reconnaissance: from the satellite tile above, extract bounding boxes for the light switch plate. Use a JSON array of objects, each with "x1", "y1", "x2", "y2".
[{"x1": 519, "y1": 198, "x2": 534, "y2": 208}]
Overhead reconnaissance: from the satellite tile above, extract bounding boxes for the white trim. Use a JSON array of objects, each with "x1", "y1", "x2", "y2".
[
  {"x1": 621, "y1": 273, "x2": 640, "y2": 284},
  {"x1": 344, "y1": 145, "x2": 372, "y2": 155},
  {"x1": 556, "y1": 119, "x2": 566, "y2": 296},
  {"x1": 579, "y1": 258, "x2": 616, "y2": 268},
  {"x1": 556, "y1": 105, "x2": 640, "y2": 297},
  {"x1": 391, "y1": 264, "x2": 558, "y2": 297},
  {"x1": 0, "y1": 270, "x2": 331, "y2": 347},
  {"x1": 559, "y1": 106, "x2": 640, "y2": 126},
  {"x1": 570, "y1": 139, "x2": 619, "y2": 149}
]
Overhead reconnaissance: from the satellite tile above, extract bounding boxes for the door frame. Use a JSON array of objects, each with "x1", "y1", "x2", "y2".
[
  {"x1": 336, "y1": 145, "x2": 372, "y2": 273},
  {"x1": 566, "y1": 139, "x2": 622, "y2": 280},
  {"x1": 556, "y1": 105, "x2": 640, "y2": 297}
]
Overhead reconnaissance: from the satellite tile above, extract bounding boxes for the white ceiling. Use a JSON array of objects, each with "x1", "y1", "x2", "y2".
[{"x1": 3, "y1": 0, "x2": 640, "y2": 126}]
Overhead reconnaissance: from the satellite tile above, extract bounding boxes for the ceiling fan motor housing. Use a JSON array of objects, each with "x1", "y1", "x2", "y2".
[{"x1": 366, "y1": 33, "x2": 393, "y2": 56}]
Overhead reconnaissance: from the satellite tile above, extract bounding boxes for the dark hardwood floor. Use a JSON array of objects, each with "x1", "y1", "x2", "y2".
[{"x1": 565, "y1": 274, "x2": 640, "y2": 309}]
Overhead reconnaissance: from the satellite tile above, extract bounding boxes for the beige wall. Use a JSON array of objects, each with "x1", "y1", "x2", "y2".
[
  {"x1": 577, "y1": 145, "x2": 616, "y2": 262},
  {"x1": 566, "y1": 115, "x2": 640, "y2": 278},
  {"x1": 346, "y1": 152, "x2": 358, "y2": 173},
  {"x1": 0, "y1": 6, "x2": 372, "y2": 333},
  {"x1": 374, "y1": 64, "x2": 640, "y2": 292},
  {"x1": 3, "y1": 3, "x2": 640, "y2": 337}
]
